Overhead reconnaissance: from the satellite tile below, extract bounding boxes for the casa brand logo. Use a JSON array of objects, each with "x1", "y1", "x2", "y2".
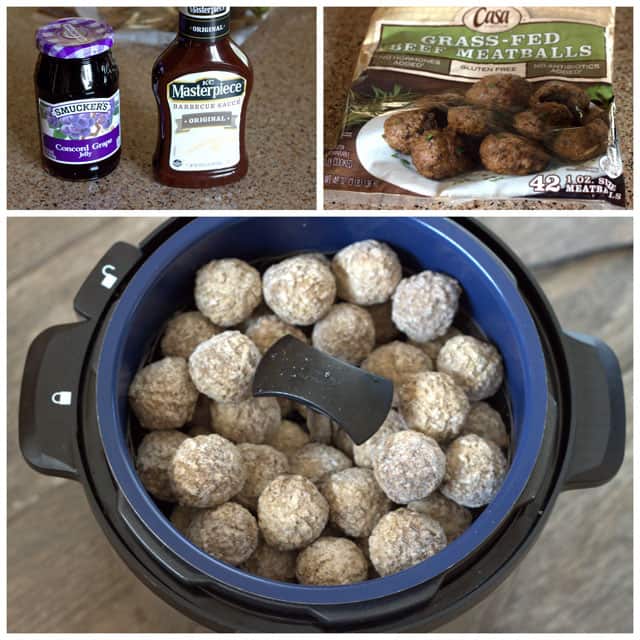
[{"x1": 462, "y1": 7, "x2": 523, "y2": 33}]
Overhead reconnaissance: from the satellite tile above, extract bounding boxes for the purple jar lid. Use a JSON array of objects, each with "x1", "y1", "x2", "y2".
[{"x1": 36, "y1": 17, "x2": 114, "y2": 59}]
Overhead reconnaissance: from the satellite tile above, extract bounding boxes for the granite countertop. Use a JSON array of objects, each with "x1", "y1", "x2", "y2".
[
  {"x1": 7, "y1": 8, "x2": 316, "y2": 210},
  {"x1": 324, "y1": 7, "x2": 633, "y2": 210}
]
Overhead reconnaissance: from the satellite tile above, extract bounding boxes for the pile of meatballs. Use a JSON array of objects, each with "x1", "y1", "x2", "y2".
[
  {"x1": 129, "y1": 240, "x2": 509, "y2": 586},
  {"x1": 382, "y1": 75, "x2": 610, "y2": 180}
]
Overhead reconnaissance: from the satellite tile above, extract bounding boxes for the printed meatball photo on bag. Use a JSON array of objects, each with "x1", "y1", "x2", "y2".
[{"x1": 324, "y1": 7, "x2": 631, "y2": 209}]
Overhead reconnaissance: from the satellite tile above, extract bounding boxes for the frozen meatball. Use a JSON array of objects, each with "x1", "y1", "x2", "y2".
[
  {"x1": 160, "y1": 311, "x2": 220, "y2": 359},
  {"x1": 312, "y1": 303, "x2": 375, "y2": 365},
  {"x1": 264, "y1": 419, "x2": 311, "y2": 460},
  {"x1": 129, "y1": 357, "x2": 199, "y2": 430},
  {"x1": 441, "y1": 434, "x2": 507, "y2": 508},
  {"x1": 480, "y1": 133, "x2": 550, "y2": 175},
  {"x1": 236, "y1": 444, "x2": 289, "y2": 511},
  {"x1": 241, "y1": 539, "x2": 297, "y2": 582},
  {"x1": 189, "y1": 331, "x2": 260, "y2": 403},
  {"x1": 353, "y1": 409, "x2": 407, "y2": 468},
  {"x1": 257, "y1": 475, "x2": 329, "y2": 550},
  {"x1": 462, "y1": 402, "x2": 509, "y2": 449},
  {"x1": 373, "y1": 430, "x2": 445, "y2": 503},
  {"x1": 437, "y1": 335, "x2": 503, "y2": 402},
  {"x1": 447, "y1": 105, "x2": 499, "y2": 137},
  {"x1": 391, "y1": 271, "x2": 461, "y2": 343},
  {"x1": 362, "y1": 341, "x2": 433, "y2": 404},
  {"x1": 244, "y1": 314, "x2": 308, "y2": 354},
  {"x1": 383, "y1": 108, "x2": 446, "y2": 154},
  {"x1": 210, "y1": 396, "x2": 281, "y2": 445},
  {"x1": 170, "y1": 504, "x2": 198, "y2": 535},
  {"x1": 296, "y1": 537, "x2": 368, "y2": 586},
  {"x1": 513, "y1": 102, "x2": 574, "y2": 141},
  {"x1": 170, "y1": 434, "x2": 246, "y2": 508},
  {"x1": 320, "y1": 467, "x2": 391, "y2": 537},
  {"x1": 331, "y1": 423, "x2": 355, "y2": 458},
  {"x1": 136, "y1": 430, "x2": 189, "y2": 501},
  {"x1": 410, "y1": 129, "x2": 474, "y2": 180},
  {"x1": 195, "y1": 258, "x2": 262, "y2": 327},
  {"x1": 369, "y1": 509, "x2": 446, "y2": 577},
  {"x1": 529, "y1": 80, "x2": 590, "y2": 114},
  {"x1": 407, "y1": 492, "x2": 472, "y2": 542},
  {"x1": 306, "y1": 410, "x2": 333, "y2": 444},
  {"x1": 465, "y1": 74, "x2": 532, "y2": 111},
  {"x1": 289, "y1": 443, "x2": 352, "y2": 484},
  {"x1": 368, "y1": 301, "x2": 399, "y2": 344},
  {"x1": 187, "y1": 502, "x2": 258, "y2": 566},
  {"x1": 263, "y1": 255, "x2": 336, "y2": 326},
  {"x1": 331, "y1": 239, "x2": 402, "y2": 305},
  {"x1": 398, "y1": 371, "x2": 470, "y2": 442},
  {"x1": 410, "y1": 326, "x2": 461, "y2": 361},
  {"x1": 547, "y1": 119, "x2": 609, "y2": 162}
]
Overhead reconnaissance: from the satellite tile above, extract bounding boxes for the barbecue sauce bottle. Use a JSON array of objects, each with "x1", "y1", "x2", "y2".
[{"x1": 152, "y1": 7, "x2": 252, "y2": 188}]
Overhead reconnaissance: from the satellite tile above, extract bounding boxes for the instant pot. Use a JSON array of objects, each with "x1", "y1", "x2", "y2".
[{"x1": 19, "y1": 217, "x2": 625, "y2": 632}]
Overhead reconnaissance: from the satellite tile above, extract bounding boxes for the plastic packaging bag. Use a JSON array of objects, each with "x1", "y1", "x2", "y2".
[{"x1": 325, "y1": 7, "x2": 624, "y2": 207}]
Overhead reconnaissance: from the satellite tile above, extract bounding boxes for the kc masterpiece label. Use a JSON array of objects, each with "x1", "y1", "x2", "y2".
[{"x1": 167, "y1": 71, "x2": 246, "y2": 172}]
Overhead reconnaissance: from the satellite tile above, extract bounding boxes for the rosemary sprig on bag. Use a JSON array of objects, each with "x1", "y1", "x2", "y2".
[{"x1": 344, "y1": 84, "x2": 420, "y2": 127}]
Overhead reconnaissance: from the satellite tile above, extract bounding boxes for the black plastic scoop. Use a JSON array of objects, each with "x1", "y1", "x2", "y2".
[{"x1": 252, "y1": 336, "x2": 394, "y2": 445}]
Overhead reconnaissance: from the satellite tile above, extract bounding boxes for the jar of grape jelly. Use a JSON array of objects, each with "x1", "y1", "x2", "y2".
[{"x1": 35, "y1": 17, "x2": 121, "y2": 181}]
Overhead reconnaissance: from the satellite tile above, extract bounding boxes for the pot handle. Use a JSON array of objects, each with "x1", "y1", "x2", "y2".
[
  {"x1": 562, "y1": 331, "x2": 626, "y2": 491},
  {"x1": 20, "y1": 240, "x2": 142, "y2": 479},
  {"x1": 19, "y1": 320, "x2": 95, "y2": 481}
]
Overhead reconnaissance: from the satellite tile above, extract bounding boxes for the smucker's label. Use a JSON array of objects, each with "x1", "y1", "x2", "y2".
[
  {"x1": 167, "y1": 71, "x2": 246, "y2": 172},
  {"x1": 38, "y1": 91, "x2": 121, "y2": 165}
]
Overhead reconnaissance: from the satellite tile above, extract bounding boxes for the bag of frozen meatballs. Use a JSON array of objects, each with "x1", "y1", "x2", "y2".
[{"x1": 325, "y1": 7, "x2": 624, "y2": 207}]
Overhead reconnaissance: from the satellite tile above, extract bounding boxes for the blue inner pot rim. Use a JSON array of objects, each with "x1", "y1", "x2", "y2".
[{"x1": 96, "y1": 217, "x2": 548, "y2": 606}]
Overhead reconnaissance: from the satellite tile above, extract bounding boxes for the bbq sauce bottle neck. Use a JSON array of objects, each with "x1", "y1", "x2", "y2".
[{"x1": 178, "y1": 9, "x2": 231, "y2": 43}]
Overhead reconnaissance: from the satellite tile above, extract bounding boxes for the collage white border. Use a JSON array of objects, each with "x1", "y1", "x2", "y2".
[{"x1": 0, "y1": 1, "x2": 637, "y2": 638}]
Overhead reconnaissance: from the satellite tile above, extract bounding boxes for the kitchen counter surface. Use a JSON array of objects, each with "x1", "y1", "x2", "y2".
[
  {"x1": 7, "y1": 8, "x2": 316, "y2": 210},
  {"x1": 7, "y1": 216, "x2": 632, "y2": 632},
  {"x1": 324, "y1": 8, "x2": 633, "y2": 210}
]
